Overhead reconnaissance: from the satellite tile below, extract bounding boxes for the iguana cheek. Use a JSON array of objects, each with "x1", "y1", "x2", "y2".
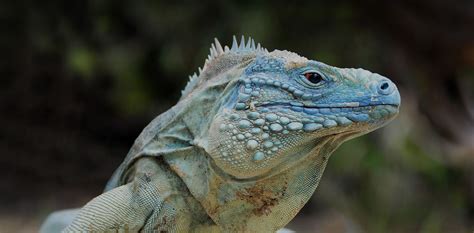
[{"x1": 208, "y1": 108, "x2": 332, "y2": 178}]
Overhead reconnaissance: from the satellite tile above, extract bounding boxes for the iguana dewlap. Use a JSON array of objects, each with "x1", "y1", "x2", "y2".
[{"x1": 40, "y1": 36, "x2": 400, "y2": 233}]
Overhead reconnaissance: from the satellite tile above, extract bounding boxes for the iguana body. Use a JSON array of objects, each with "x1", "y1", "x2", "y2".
[{"x1": 41, "y1": 36, "x2": 400, "y2": 233}]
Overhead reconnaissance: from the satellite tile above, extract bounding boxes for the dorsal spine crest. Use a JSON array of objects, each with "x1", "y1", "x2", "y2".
[{"x1": 181, "y1": 36, "x2": 268, "y2": 98}]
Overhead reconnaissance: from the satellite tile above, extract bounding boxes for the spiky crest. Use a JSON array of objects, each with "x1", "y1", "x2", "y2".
[{"x1": 180, "y1": 36, "x2": 268, "y2": 99}]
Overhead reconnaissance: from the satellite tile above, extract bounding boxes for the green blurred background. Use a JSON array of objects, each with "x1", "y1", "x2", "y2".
[{"x1": 1, "y1": 0, "x2": 474, "y2": 232}]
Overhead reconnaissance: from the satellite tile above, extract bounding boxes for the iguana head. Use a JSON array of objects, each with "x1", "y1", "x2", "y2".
[{"x1": 182, "y1": 36, "x2": 400, "y2": 179}]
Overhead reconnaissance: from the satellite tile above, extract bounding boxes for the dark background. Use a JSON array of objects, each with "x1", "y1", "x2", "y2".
[{"x1": 1, "y1": 0, "x2": 474, "y2": 232}]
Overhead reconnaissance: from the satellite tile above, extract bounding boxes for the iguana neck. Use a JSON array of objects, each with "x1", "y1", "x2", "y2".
[{"x1": 164, "y1": 134, "x2": 342, "y2": 231}]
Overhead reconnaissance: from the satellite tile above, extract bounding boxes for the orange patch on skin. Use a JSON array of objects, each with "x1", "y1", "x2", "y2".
[
  {"x1": 286, "y1": 61, "x2": 308, "y2": 69},
  {"x1": 169, "y1": 164, "x2": 188, "y2": 178},
  {"x1": 235, "y1": 183, "x2": 288, "y2": 217},
  {"x1": 269, "y1": 50, "x2": 308, "y2": 69}
]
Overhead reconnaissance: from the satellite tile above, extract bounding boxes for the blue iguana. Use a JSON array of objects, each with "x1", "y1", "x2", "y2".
[{"x1": 40, "y1": 36, "x2": 400, "y2": 232}]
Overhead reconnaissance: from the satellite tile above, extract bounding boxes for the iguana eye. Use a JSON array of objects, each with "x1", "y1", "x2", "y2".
[
  {"x1": 304, "y1": 72, "x2": 323, "y2": 84},
  {"x1": 299, "y1": 71, "x2": 326, "y2": 87}
]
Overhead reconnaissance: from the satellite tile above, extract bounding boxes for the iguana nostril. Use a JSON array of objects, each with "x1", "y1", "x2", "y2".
[{"x1": 377, "y1": 80, "x2": 394, "y2": 95}]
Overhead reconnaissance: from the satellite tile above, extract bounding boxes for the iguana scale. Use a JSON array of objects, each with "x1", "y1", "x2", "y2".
[{"x1": 40, "y1": 36, "x2": 400, "y2": 233}]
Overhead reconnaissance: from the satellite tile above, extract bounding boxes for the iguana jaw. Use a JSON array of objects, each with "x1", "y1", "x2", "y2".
[{"x1": 206, "y1": 104, "x2": 398, "y2": 179}]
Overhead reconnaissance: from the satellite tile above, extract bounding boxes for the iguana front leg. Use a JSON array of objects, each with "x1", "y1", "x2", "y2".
[
  {"x1": 64, "y1": 183, "x2": 152, "y2": 232},
  {"x1": 63, "y1": 158, "x2": 194, "y2": 232}
]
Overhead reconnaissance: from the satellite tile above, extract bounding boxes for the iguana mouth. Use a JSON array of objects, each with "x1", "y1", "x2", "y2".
[
  {"x1": 253, "y1": 101, "x2": 399, "y2": 123},
  {"x1": 256, "y1": 101, "x2": 398, "y2": 111}
]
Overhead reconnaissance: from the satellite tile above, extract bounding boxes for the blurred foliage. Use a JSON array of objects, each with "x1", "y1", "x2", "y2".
[{"x1": 1, "y1": 0, "x2": 474, "y2": 232}]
